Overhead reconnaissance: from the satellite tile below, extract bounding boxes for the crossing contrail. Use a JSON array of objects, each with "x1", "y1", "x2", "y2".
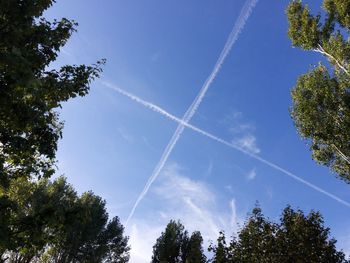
[
  {"x1": 121, "y1": 0, "x2": 259, "y2": 226},
  {"x1": 103, "y1": 82, "x2": 350, "y2": 218}
]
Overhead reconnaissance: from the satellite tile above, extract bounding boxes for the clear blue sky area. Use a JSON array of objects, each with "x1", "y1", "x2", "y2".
[{"x1": 45, "y1": 1, "x2": 350, "y2": 261}]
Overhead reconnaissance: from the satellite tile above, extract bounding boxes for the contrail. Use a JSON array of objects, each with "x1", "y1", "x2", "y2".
[
  {"x1": 123, "y1": 0, "x2": 259, "y2": 226},
  {"x1": 103, "y1": 82, "x2": 350, "y2": 209}
]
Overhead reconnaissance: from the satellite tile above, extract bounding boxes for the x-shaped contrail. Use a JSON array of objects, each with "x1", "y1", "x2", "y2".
[
  {"x1": 102, "y1": 82, "x2": 350, "y2": 219},
  {"x1": 105, "y1": 0, "x2": 350, "y2": 226},
  {"x1": 118, "y1": 0, "x2": 260, "y2": 226}
]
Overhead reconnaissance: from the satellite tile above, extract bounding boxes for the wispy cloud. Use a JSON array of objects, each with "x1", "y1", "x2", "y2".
[
  {"x1": 127, "y1": 163, "x2": 242, "y2": 263},
  {"x1": 230, "y1": 199, "x2": 238, "y2": 227},
  {"x1": 155, "y1": 163, "x2": 243, "y2": 237},
  {"x1": 128, "y1": 223, "x2": 163, "y2": 263},
  {"x1": 246, "y1": 168, "x2": 257, "y2": 180},
  {"x1": 221, "y1": 110, "x2": 255, "y2": 134},
  {"x1": 232, "y1": 135, "x2": 260, "y2": 154},
  {"x1": 122, "y1": 0, "x2": 259, "y2": 226},
  {"x1": 221, "y1": 110, "x2": 260, "y2": 154},
  {"x1": 103, "y1": 83, "x2": 350, "y2": 209}
]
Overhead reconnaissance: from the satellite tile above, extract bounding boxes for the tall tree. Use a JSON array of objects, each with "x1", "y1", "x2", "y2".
[
  {"x1": 0, "y1": 0, "x2": 104, "y2": 184},
  {"x1": 185, "y1": 231, "x2": 207, "y2": 263},
  {"x1": 151, "y1": 221, "x2": 206, "y2": 263},
  {"x1": 210, "y1": 206, "x2": 348, "y2": 263},
  {"x1": 0, "y1": 0, "x2": 108, "y2": 258},
  {"x1": 1, "y1": 177, "x2": 130, "y2": 263},
  {"x1": 229, "y1": 207, "x2": 278, "y2": 263},
  {"x1": 152, "y1": 220, "x2": 189, "y2": 263},
  {"x1": 275, "y1": 206, "x2": 346, "y2": 263},
  {"x1": 286, "y1": 0, "x2": 350, "y2": 182},
  {"x1": 208, "y1": 232, "x2": 230, "y2": 263}
]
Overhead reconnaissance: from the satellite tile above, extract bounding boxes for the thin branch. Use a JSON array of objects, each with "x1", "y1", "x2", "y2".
[
  {"x1": 314, "y1": 44, "x2": 350, "y2": 76},
  {"x1": 332, "y1": 144, "x2": 350, "y2": 165}
]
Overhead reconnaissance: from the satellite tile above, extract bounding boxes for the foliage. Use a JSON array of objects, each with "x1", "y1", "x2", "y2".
[
  {"x1": 1, "y1": 177, "x2": 130, "y2": 263},
  {"x1": 208, "y1": 232, "x2": 229, "y2": 263},
  {"x1": 0, "y1": 1, "x2": 131, "y2": 262},
  {"x1": 210, "y1": 206, "x2": 348, "y2": 263},
  {"x1": 185, "y1": 232, "x2": 207, "y2": 263},
  {"x1": 0, "y1": 0, "x2": 104, "y2": 185},
  {"x1": 287, "y1": 0, "x2": 350, "y2": 182},
  {"x1": 151, "y1": 220, "x2": 206, "y2": 263}
]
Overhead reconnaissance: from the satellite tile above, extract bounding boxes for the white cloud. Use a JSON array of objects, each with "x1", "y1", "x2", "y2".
[
  {"x1": 232, "y1": 134, "x2": 260, "y2": 154},
  {"x1": 128, "y1": 223, "x2": 163, "y2": 263},
  {"x1": 230, "y1": 199, "x2": 238, "y2": 227},
  {"x1": 221, "y1": 110, "x2": 255, "y2": 134},
  {"x1": 127, "y1": 162, "x2": 243, "y2": 263},
  {"x1": 221, "y1": 110, "x2": 260, "y2": 154},
  {"x1": 246, "y1": 168, "x2": 257, "y2": 180}
]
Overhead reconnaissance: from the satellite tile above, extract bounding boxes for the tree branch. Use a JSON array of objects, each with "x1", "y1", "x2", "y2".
[
  {"x1": 314, "y1": 44, "x2": 350, "y2": 76},
  {"x1": 332, "y1": 144, "x2": 350, "y2": 165}
]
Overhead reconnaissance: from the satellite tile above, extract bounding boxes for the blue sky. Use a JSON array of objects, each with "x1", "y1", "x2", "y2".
[{"x1": 45, "y1": 0, "x2": 350, "y2": 261}]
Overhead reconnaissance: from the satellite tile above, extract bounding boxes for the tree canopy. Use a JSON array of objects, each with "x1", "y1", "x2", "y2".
[
  {"x1": 287, "y1": 0, "x2": 350, "y2": 182},
  {"x1": 1, "y1": 0, "x2": 349, "y2": 261},
  {"x1": 151, "y1": 220, "x2": 206, "y2": 263},
  {"x1": 0, "y1": 1, "x2": 130, "y2": 262},
  {"x1": 210, "y1": 206, "x2": 348, "y2": 263},
  {"x1": 0, "y1": 0, "x2": 104, "y2": 184},
  {"x1": 1, "y1": 177, "x2": 130, "y2": 263}
]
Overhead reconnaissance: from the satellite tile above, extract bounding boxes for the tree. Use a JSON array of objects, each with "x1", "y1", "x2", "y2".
[
  {"x1": 0, "y1": 0, "x2": 104, "y2": 185},
  {"x1": 152, "y1": 220, "x2": 189, "y2": 263},
  {"x1": 0, "y1": 0, "x2": 108, "y2": 259},
  {"x1": 1, "y1": 177, "x2": 130, "y2": 263},
  {"x1": 0, "y1": 176, "x2": 78, "y2": 261},
  {"x1": 185, "y1": 231, "x2": 207, "y2": 263},
  {"x1": 210, "y1": 206, "x2": 348, "y2": 263},
  {"x1": 43, "y1": 191, "x2": 130, "y2": 263},
  {"x1": 151, "y1": 220, "x2": 206, "y2": 263},
  {"x1": 229, "y1": 207, "x2": 278, "y2": 263},
  {"x1": 208, "y1": 232, "x2": 230, "y2": 263},
  {"x1": 286, "y1": 0, "x2": 350, "y2": 182},
  {"x1": 275, "y1": 206, "x2": 346, "y2": 263}
]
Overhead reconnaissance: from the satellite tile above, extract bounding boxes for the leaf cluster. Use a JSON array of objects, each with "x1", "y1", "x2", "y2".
[
  {"x1": 287, "y1": 0, "x2": 350, "y2": 182},
  {"x1": 151, "y1": 220, "x2": 206, "y2": 263},
  {"x1": 209, "y1": 206, "x2": 348, "y2": 263},
  {"x1": 1, "y1": 177, "x2": 130, "y2": 263}
]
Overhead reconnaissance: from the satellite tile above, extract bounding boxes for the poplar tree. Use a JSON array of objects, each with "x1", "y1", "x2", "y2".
[
  {"x1": 287, "y1": 0, "x2": 350, "y2": 182},
  {"x1": 151, "y1": 221, "x2": 206, "y2": 263},
  {"x1": 0, "y1": 2, "x2": 131, "y2": 261},
  {"x1": 1, "y1": 177, "x2": 130, "y2": 262},
  {"x1": 210, "y1": 206, "x2": 348, "y2": 263},
  {"x1": 185, "y1": 231, "x2": 207, "y2": 263},
  {"x1": 0, "y1": 0, "x2": 104, "y2": 185}
]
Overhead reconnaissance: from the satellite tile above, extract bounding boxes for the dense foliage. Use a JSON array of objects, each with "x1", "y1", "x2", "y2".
[
  {"x1": 0, "y1": 0, "x2": 104, "y2": 183},
  {"x1": 287, "y1": 0, "x2": 350, "y2": 182},
  {"x1": 152, "y1": 207, "x2": 347, "y2": 263},
  {"x1": 1, "y1": 177, "x2": 129, "y2": 262},
  {"x1": 209, "y1": 206, "x2": 348, "y2": 263},
  {"x1": 1, "y1": 0, "x2": 347, "y2": 261},
  {"x1": 0, "y1": 1, "x2": 129, "y2": 262},
  {"x1": 151, "y1": 220, "x2": 206, "y2": 263}
]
